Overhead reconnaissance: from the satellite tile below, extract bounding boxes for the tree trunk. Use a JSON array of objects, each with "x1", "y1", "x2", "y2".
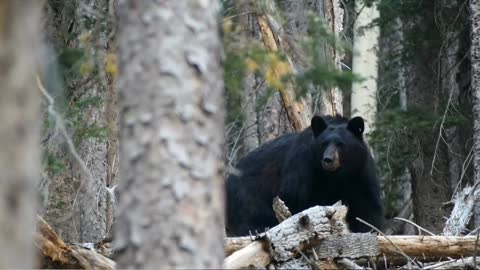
[
  {"x1": 43, "y1": 0, "x2": 116, "y2": 243},
  {"x1": 115, "y1": 1, "x2": 225, "y2": 268},
  {"x1": 471, "y1": 0, "x2": 480, "y2": 227},
  {"x1": 0, "y1": 1, "x2": 41, "y2": 268},
  {"x1": 407, "y1": 1, "x2": 468, "y2": 233},
  {"x1": 351, "y1": 1, "x2": 380, "y2": 134},
  {"x1": 321, "y1": 0, "x2": 344, "y2": 116},
  {"x1": 440, "y1": 3, "x2": 464, "y2": 198},
  {"x1": 236, "y1": 1, "x2": 294, "y2": 152}
]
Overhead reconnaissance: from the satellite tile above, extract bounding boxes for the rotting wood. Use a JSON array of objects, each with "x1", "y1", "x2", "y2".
[
  {"x1": 224, "y1": 205, "x2": 348, "y2": 269},
  {"x1": 273, "y1": 196, "x2": 292, "y2": 222},
  {"x1": 35, "y1": 215, "x2": 115, "y2": 270}
]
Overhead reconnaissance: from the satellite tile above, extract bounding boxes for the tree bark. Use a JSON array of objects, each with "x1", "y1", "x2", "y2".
[
  {"x1": 0, "y1": 1, "x2": 41, "y2": 268},
  {"x1": 471, "y1": 0, "x2": 480, "y2": 228},
  {"x1": 232, "y1": 1, "x2": 291, "y2": 155},
  {"x1": 115, "y1": 1, "x2": 225, "y2": 268},
  {"x1": 351, "y1": 1, "x2": 380, "y2": 134},
  {"x1": 321, "y1": 0, "x2": 344, "y2": 116},
  {"x1": 255, "y1": 10, "x2": 308, "y2": 132}
]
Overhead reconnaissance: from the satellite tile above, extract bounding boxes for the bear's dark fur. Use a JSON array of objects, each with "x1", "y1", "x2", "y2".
[{"x1": 225, "y1": 115, "x2": 383, "y2": 236}]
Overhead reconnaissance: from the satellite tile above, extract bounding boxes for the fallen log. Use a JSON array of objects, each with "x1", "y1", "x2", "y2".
[
  {"x1": 224, "y1": 205, "x2": 348, "y2": 269},
  {"x1": 225, "y1": 236, "x2": 252, "y2": 256},
  {"x1": 35, "y1": 215, "x2": 115, "y2": 269},
  {"x1": 226, "y1": 235, "x2": 480, "y2": 264},
  {"x1": 379, "y1": 235, "x2": 480, "y2": 258}
]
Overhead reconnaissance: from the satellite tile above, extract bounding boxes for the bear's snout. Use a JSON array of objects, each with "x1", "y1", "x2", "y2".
[{"x1": 322, "y1": 144, "x2": 340, "y2": 172}]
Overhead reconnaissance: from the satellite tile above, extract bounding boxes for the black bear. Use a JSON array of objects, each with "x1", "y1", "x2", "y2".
[{"x1": 225, "y1": 115, "x2": 383, "y2": 236}]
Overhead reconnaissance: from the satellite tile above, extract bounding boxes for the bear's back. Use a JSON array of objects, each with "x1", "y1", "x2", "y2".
[
  {"x1": 225, "y1": 132, "x2": 301, "y2": 236},
  {"x1": 226, "y1": 132, "x2": 298, "y2": 193}
]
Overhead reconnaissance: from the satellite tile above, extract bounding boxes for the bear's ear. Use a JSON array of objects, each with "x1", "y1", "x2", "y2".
[
  {"x1": 347, "y1": 116, "x2": 365, "y2": 137},
  {"x1": 311, "y1": 116, "x2": 327, "y2": 137}
]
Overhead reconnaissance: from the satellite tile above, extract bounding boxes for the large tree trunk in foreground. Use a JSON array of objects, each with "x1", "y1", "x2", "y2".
[
  {"x1": 115, "y1": 0, "x2": 225, "y2": 268},
  {"x1": 0, "y1": 1, "x2": 41, "y2": 268}
]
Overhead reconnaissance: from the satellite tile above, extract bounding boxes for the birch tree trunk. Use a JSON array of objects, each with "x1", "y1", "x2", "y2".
[
  {"x1": 115, "y1": 1, "x2": 225, "y2": 268},
  {"x1": 470, "y1": 0, "x2": 480, "y2": 227},
  {"x1": 351, "y1": 1, "x2": 380, "y2": 135},
  {"x1": 0, "y1": 1, "x2": 41, "y2": 268}
]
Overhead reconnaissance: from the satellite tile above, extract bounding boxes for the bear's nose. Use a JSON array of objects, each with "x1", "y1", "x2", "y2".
[{"x1": 323, "y1": 157, "x2": 333, "y2": 165}]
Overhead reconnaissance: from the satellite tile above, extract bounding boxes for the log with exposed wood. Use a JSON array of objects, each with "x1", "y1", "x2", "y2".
[
  {"x1": 226, "y1": 234, "x2": 480, "y2": 268},
  {"x1": 35, "y1": 215, "x2": 115, "y2": 270},
  {"x1": 224, "y1": 204, "x2": 348, "y2": 269},
  {"x1": 224, "y1": 187, "x2": 480, "y2": 268}
]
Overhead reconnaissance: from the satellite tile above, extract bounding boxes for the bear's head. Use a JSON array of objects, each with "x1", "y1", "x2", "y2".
[{"x1": 310, "y1": 115, "x2": 368, "y2": 176}]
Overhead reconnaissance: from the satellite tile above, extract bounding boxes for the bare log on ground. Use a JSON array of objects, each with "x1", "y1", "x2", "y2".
[
  {"x1": 35, "y1": 215, "x2": 115, "y2": 270},
  {"x1": 226, "y1": 235, "x2": 480, "y2": 264},
  {"x1": 378, "y1": 235, "x2": 480, "y2": 258},
  {"x1": 224, "y1": 205, "x2": 348, "y2": 269}
]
